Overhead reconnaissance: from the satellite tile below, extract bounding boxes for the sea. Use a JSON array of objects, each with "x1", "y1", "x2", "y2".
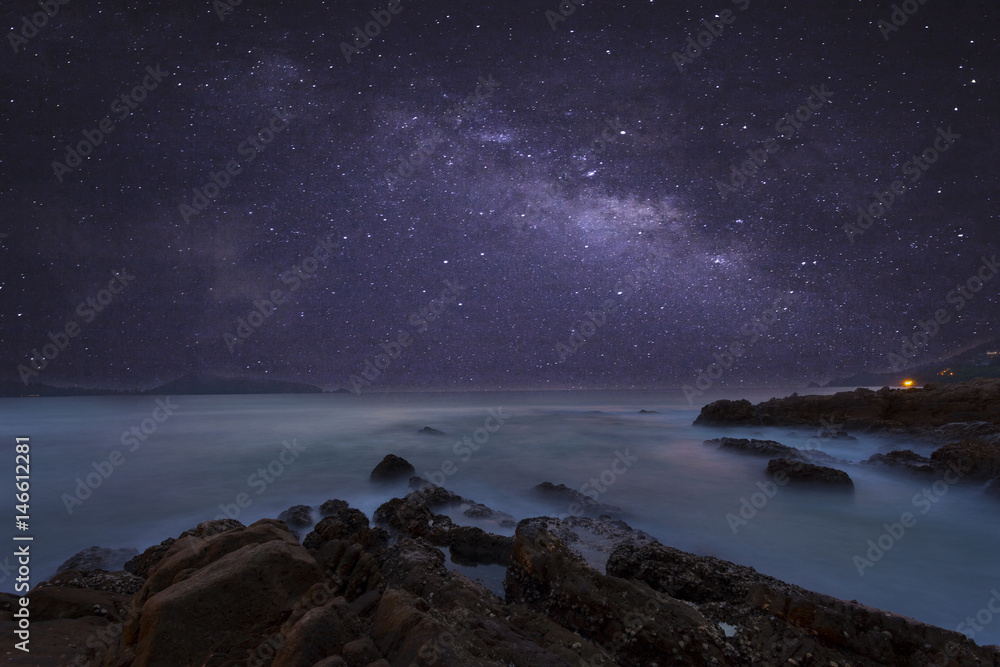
[{"x1": 1, "y1": 387, "x2": 998, "y2": 646}]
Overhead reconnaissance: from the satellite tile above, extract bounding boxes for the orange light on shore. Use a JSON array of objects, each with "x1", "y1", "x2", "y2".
[{"x1": 902, "y1": 379, "x2": 915, "y2": 387}]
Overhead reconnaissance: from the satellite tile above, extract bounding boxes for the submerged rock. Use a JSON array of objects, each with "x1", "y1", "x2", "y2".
[
  {"x1": 765, "y1": 457, "x2": 854, "y2": 487},
  {"x1": 418, "y1": 426, "x2": 446, "y2": 435},
  {"x1": 862, "y1": 448, "x2": 939, "y2": 475},
  {"x1": 369, "y1": 454, "x2": 416, "y2": 483},
  {"x1": 704, "y1": 437, "x2": 805, "y2": 459},
  {"x1": 531, "y1": 481, "x2": 624, "y2": 517}
]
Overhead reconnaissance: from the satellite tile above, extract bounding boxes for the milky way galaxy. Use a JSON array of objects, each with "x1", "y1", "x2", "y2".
[{"x1": 1, "y1": 0, "x2": 997, "y2": 392}]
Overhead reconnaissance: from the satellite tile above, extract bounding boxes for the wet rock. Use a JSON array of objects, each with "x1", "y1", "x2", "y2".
[
  {"x1": 303, "y1": 507, "x2": 387, "y2": 553},
  {"x1": 369, "y1": 454, "x2": 416, "y2": 483},
  {"x1": 704, "y1": 437, "x2": 806, "y2": 459},
  {"x1": 504, "y1": 517, "x2": 733, "y2": 666},
  {"x1": 278, "y1": 504, "x2": 315, "y2": 530},
  {"x1": 319, "y1": 498, "x2": 350, "y2": 516},
  {"x1": 408, "y1": 478, "x2": 517, "y2": 528},
  {"x1": 930, "y1": 438, "x2": 1000, "y2": 480},
  {"x1": 862, "y1": 449, "x2": 939, "y2": 474},
  {"x1": 56, "y1": 546, "x2": 139, "y2": 574},
  {"x1": 531, "y1": 481, "x2": 623, "y2": 517},
  {"x1": 766, "y1": 457, "x2": 854, "y2": 487},
  {"x1": 418, "y1": 426, "x2": 446, "y2": 435}
]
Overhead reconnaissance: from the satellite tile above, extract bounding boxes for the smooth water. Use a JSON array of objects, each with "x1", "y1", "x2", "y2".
[{"x1": 1, "y1": 388, "x2": 998, "y2": 646}]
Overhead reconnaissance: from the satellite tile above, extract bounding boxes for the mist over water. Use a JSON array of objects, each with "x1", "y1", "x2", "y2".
[{"x1": 2, "y1": 388, "x2": 998, "y2": 646}]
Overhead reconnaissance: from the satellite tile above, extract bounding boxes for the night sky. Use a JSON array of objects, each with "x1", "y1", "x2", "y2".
[{"x1": 2, "y1": 0, "x2": 997, "y2": 392}]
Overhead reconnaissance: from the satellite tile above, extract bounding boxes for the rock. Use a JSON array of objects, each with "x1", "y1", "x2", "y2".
[
  {"x1": 271, "y1": 597, "x2": 364, "y2": 667},
  {"x1": 694, "y1": 379, "x2": 1000, "y2": 437},
  {"x1": 694, "y1": 398, "x2": 757, "y2": 425},
  {"x1": 112, "y1": 538, "x2": 324, "y2": 665},
  {"x1": 638, "y1": 409, "x2": 657, "y2": 413},
  {"x1": 863, "y1": 449, "x2": 939, "y2": 474},
  {"x1": 303, "y1": 506, "x2": 387, "y2": 554},
  {"x1": 278, "y1": 504, "x2": 314, "y2": 529},
  {"x1": 531, "y1": 481, "x2": 623, "y2": 517},
  {"x1": 20, "y1": 584, "x2": 133, "y2": 623},
  {"x1": 370, "y1": 454, "x2": 416, "y2": 483},
  {"x1": 530, "y1": 515, "x2": 656, "y2": 571},
  {"x1": 56, "y1": 546, "x2": 139, "y2": 574},
  {"x1": 930, "y1": 438, "x2": 1000, "y2": 480},
  {"x1": 408, "y1": 478, "x2": 517, "y2": 528},
  {"x1": 704, "y1": 437, "x2": 806, "y2": 459},
  {"x1": 319, "y1": 498, "x2": 350, "y2": 516},
  {"x1": 44, "y1": 568, "x2": 144, "y2": 595},
  {"x1": 504, "y1": 517, "x2": 733, "y2": 666},
  {"x1": 418, "y1": 426, "x2": 446, "y2": 435},
  {"x1": 766, "y1": 457, "x2": 854, "y2": 487},
  {"x1": 313, "y1": 539, "x2": 386, "y2": 602},
  {"x1": 124, "y1": 519, "x2": 246, "y2": 580},
  {"x1": 607, "y1": 540, "x2": 1000, "y2": 666}
]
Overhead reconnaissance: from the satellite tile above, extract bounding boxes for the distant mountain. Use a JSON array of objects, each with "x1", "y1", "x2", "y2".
[
  {"x1": 0, "y1": 373, "x2": 324, "y2": 398},
  {"x1": 824, "y1": 338, "x2": 1000, "y2": 387},
  {"x1": 142, "y1": 373, "x2": 323, "y2": 396}
]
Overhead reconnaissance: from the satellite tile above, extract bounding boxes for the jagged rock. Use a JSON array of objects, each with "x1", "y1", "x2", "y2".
[
  {"x1": 408, "y1": 478, "x2": 517, "y2": 528},
  {"x1": 319, "y1": 499, "x2": 350, "y2": 516},
  {"x1": 124, "y1": 519, "x2": 245, "y2": 580},
  {"x1": 533, "y1": 515, "x2": 656, "y2": 571},
  {"x1": 504, "y1": 517, "x2": 733, "y2": 665},
  {"x1": 531, "y1": 481, "x2": 623, "y2": 517},
  {"x1": 694, "y1": 398, "x2": 757, "y2": 425},
  {"x1": 765, "y1": 457, "x2": 854, "y2": 487},
  {"x1": 606, "y1": 540, "x2": 1000, "y2": 665},
  {"x1": 370, "y1": 454, "x2": 416, "y2": 482},
  {"x1": 107, "y1": 529, "x2": 324, "y2": 665},
  {"x1": 56, "y1": 546, "x2": 139, "y2": 574},
  {"x1": 313, "y1": 539, "x2": 386, "y2": 602},
  {"x1": 271, "y1": 596, "x2": 365, "y2": 667},
  {"x1": 863, "y1": 449, "x2": 939, "y2": 474},
  {"x1": 278, "y1": 504, "x2": 314, "y2": 529},
  {"x1": 418, "y1": 426, "x2": 446, "y2": 435},
  {"x1": 930, "y1": 438, "x2": 1000, "y2": 480},
  {"x1": 304, "y1": 507, "x2": 387, "y2": 553},
  {"x1": 704, "y1": 437, "x2": 806, "y2": 459}
]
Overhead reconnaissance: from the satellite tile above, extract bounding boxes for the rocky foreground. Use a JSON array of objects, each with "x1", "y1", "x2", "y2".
[{"x1": 2, "y1": 464, "x2": 999, "y2": 666}]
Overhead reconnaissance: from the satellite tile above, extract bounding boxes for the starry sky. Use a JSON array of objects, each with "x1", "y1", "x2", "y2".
[{"x1": 1, "y1": 0, "x2": 997, "y2": 391}]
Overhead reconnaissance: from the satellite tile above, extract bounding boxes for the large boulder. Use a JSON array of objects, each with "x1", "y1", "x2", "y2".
[
  {"x1": 862, "y1": 449, "x2": 939, "y2": 475},
  {"x1": 930, "y1": 439, "x2": 1000, "y2": 480},
  {"x1": 370, "y1": 454, "x2": 416, "y2": 483},
  {"x1": 694, "y1": 398, "x2": 757, "y2": 425},
  {"x1": 504, "y1": 517, "x2": 733, "y2": 666},
  {"x1": 114, "y1": 538, "x2": 324, "y2": 665},
  {"x1": 765, "y1": 458, "x2": 854, "y2": 487}
]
